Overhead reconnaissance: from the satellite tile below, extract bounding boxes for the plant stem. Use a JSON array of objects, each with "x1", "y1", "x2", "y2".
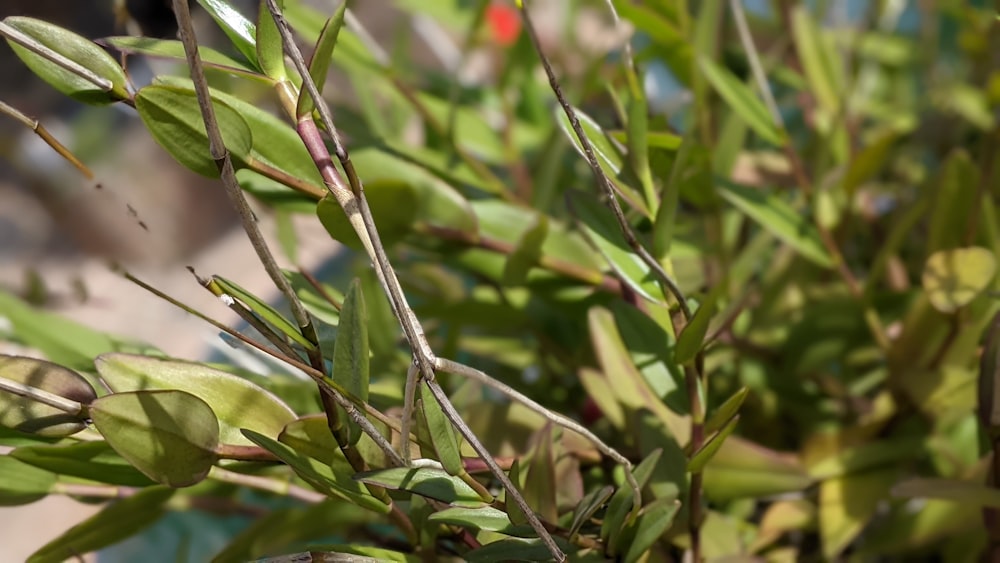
[
  {"x1": 209, "y1": 466, "x2": 325, "y2": 503},
  {"x1": 0, "y1": 377, "x2": 85, "y2": 416}
]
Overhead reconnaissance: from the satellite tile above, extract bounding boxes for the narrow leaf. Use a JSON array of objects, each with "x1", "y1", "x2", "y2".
[
  {"x1": 335, "y1": 279, "x2": 370, "y2": 444},
  {"x1": 12, "y1": 441, "x2": 154, "y2": 487},
  {"x1": 354, "y1": 466, "x2": 487, "y2": 508},
  {"x1": 699, "y1": 57, "x2": 784, "y2": 146},
  {"x1": 256, "y1": 0, "x2": 286, "y2": 80},
  {"x1": 705, "y1": 386, "x2": 748, "y2": 435},
  {"x1": 502, "y1": 214, "x2": 549, "y2": 286},
  {"x1": 213, "y1": 275, "x2": 317, "y2": 351},
  {"x1": 688, "y1": 415, "x2": 740, "y2": 473},
  {"x1": 427, "y1": 506, "x2": 518, "y2": 533},
  {"x1": 601, "y1": 449, "x2": 662, "y2": 552},
  {"x1": 569, "y1": 484, "x2": 614, "y2": 537},
  {"x1": 27, "y1": 487, "x2": 174, "y2": 563},
  {"x1": 716, "y1": 180, "x2": 834, "y2": 267},
  {"x1": 622, "y1": 498, "x2": 682, "y2": 563},
  {"x1": 297, "y1": 1, "x2": 348, "y2": 118},
  {"x1": 102, "y1": 36, "x2": 266, "y2": 82},
  {"x1": 2, "y1": 17, "x2": 129, "y2": 104},
  {"x1": 0, "y1": 456, "x2": 57, "y2": 505},
  {"x1": 243, "y1": 428, "x2": 390, "y2": 513},
  {"x1": 674, "y1": 291, "x2": 718, "y2": 365},
  {"x1": 418, "y1": 385, "x2": 463, "y2": 476}
]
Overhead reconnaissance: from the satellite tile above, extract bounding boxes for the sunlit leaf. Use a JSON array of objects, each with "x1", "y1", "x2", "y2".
[
  {"x1": 716, "y1": 180, "x2": 834, "y2": 268},
  {"x1": 922, "y1": 247, "x2": 997, "y2": 313},
  {"x1": 297, "y1": 0, "x2": 347, "y2": 118},
  {"x1": 0, "y1": 456, "x2": 57, "y2": 506},
  {"x1": 102, "y1": 36, "x2": 266, "y2": 82},
  {"x1": 2, "y1": 16, "x2": 129, "y2": 104},
  {"x1": 196, "y1": 0, "x2": 258, "y2": 66},
  {"x1": 688, "y1": 415, "x2": 739, "y2": 473},
  {"x1": 96, "y1": 354, "x2": 296, "y2": 446},
  {"x1": 89, "y1": 390, "x2": 219, "y2": 487},
  {"x1": 418, "y1": 385, "x2": 463, "y2": 477},
  {"x1": 702, "y1": 437, "x2": 813, "y2": 501},
  {"x1": 212, "y1": 275, "x2": 317, "y2": 351},
  {"x1": 465, "y1": 537, "x2": 575, "y2": 562},
  {"x1": 316, "y1": 183, "x2": 418, "y2": 250},
  {"x1": 354, "y1": 466, "x2": 487, "y2": 508},
  {"x1": 601, "y1": 449, "x2": 662, "y2": 554},
  {"x1": 674, "y1": 290, "x2": 717, "y2": 365},
  {"x1": 819, "y1": 468, "x2": 896, "y2": 559},
  {"x1": 427, "y1": 506, "x2": 518, "y2": 533},
  {"x1": 699, "y1": 57, "x2": 784, "y2": 146},
  {"x1": 622, "y1": 498, "x2": 681, "y2": 563}
]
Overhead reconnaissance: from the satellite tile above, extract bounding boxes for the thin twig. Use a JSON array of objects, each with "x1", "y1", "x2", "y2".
[
  {"x1": 169, "y1": 0, "x2": 323, "y2": 375},
  {"x1": 0, "y1": 377, "x2": 84, "y2": 415},
  {"x1": 516, "y1": 2, "x2": 691, "y2": 322},
  {"x1": 265, "y1": 2, "x2": 565, "y2": 558}
]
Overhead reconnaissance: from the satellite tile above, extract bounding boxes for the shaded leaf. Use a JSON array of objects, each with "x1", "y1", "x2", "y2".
[
  {"x1": 688, "y1": 415, "x2": 739, "y2": 473},
  {"x1": 892, "y1": 477, "x2": 1000, "y2": 508},
  {"x1": 601, "y1": 449, "x2": 662, "y2": 553},
  {"x1": 622, "y1": 498, "x2": 681, "y2": 563},
  {"x1": 244, "y1": 428, "x2": 390, "y2": 513},
  {"x1": 418, "y1": 385, "x2": 463, "y2": 476},
  {"x1": 354, "y1": 466, "x2": 487, "y2": 508},
  {"x1": 705, "y1": 386, "x2": 748, "y2": 435},
  {"x1": 11, "y1": 441, "x2": 154, "y2": 487},
  {"x1": 27, "y1": 487, "x2": 174, "y2": 563},
  {"x1": 96, "y1": 353, "x2": 296, "y2": 447},
  {"x1": 674, "y1": 291, "x2": 717, "y2": 365},
  {"x1": 569, "y1": 485, "x2": 615, "y2": 537},
  {"x1": 922, "y1": 247, "x2": 997, "y2": 313},
  {"x1": 702, "y1": 437, "x2": 813, "y2": 501},
  {"x1": 716, "y1": 180, "x2": 834, "y2": 267},
  {"x1": 334, "y1": 279, "x2": 370, "y2": 444},
  {"x1": 2, "y1": 16, "x2": 129, "y2": 104},
  {"x1": 465, "y1": 537, "x2": 575, "y2": 562},
  {"x1": 502, "y1": 214, "x2": 549, "y2": 286},
  {"x1": 135, "y1": 84, "x2": 253, "y2": 177},
  {"x1": 316, "y1": 183, "x2": 419, "y2": 250},
  {"x1": 89, "y1": 390, "x2": 219, "y2": 487},
  {"x1": 0, "y1": 355, "x2": 94, "y2": 436},
  {"x1": 0, "y1": 455, "x2": 57, "y2": 506}
]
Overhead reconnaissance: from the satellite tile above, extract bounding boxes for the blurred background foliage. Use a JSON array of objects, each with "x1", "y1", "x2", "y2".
[{"x1": 1, "y1": 0, "x2": 999, "y2": 561}]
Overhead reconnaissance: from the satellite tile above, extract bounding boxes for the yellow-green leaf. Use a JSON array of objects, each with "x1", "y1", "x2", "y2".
[{"x1": 922, "y1": 247, "x2": 997, "y2": 313}]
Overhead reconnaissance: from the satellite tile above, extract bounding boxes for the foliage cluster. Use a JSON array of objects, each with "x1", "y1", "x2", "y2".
[{"x1": 0, "y1": 0, "x2": 999, "y2": 561}]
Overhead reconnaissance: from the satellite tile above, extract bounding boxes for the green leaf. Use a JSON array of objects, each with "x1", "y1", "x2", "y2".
[
  {"x1": 674, "y1": 290, "x2": 718, "y2": 365},
  {"x1": 135, "y1": 84, "x2": 254, "y2": 177},
  {"x1": 244, "y1": 428, "x2": 391, "y2": 513},
  {"x1": 102, "y1": 36, "x2": 267, "y2": 82},
  {"x1": 589, "y1": 307, "x2": 688, "y2": 441},
  {"x1": 0, "y1": 355, "x2": 94, "y2": 436},
  {"x1": 2, "y1": 17, "x2": 129, "y2": 104},
  {"x1": 790, "y1": 6, "x2": 843, "y2": 115},
  {"x1": 89, "y1": 390, "x2": 219, "y2": 487},
  {"x1": 601, "y1": 449, "x2": 662, "y2": 554},
  {"x1": 698, "y1": 57, "x2": 785, "y2": 146},
  {"x1": 418, "y1": 385, "x2": 463, "y2": 476},
  {"x1": 622, "y1": 498, "x2": 682, "y2": 563},
  {"x1": 979, "y1": 313, "x2": 1000, "y2": 439},
  {"x1": 928, "y1": 150, "x2": 979, "y2": 253},
  {"x1": 705, "y1": 386, "x2": 748, "y2": 435},
  {"x1": 277, "y1": 415, "x2": 339, "y2": 464},
  {"x1": 354, "y1": 466, "x2": 488, "y2": 508},
  {"x1": 502, "y1": 214, "x2": 549, "y2": 286},
  {"x1": 264, "y1": 545, "x2": 420, "y2": 562},
  {"x1": 569, "y1": 484, "x2": 615, "y2": 537},
  {"x1": 0, "y1": 456, "x2": 57, "y2": 506},
  {"x1": 505, "y1": 458, "x2": 528, "y2": 526},
  {"x1": 688, "y1": 415, "x2": 740, "y2": 473},
  {"x1": 466, "y1": 537, "x2": 575, "y2": 562},
  {"x1": 212, "y1": 275, "x2": 317, "y2": 351},
  {"x1": 892, "y1": 477, "x2": 1000, "y2": 508},
  {"x1": 96, "y1": 353, "x2": 297, "y2": 447},
  {"x1": 716, "y1": 180, "x2": 834, "y2": 268},
  {"x1": 819, "y1": 467, "x2": 896, "y2": 559},
  {"x1": 196, "y1": 0, "x2": 259, "y2": 66},
  {"x1": 316, "y1": 183, "x2": 419, "y2": 250},
  {"x1": 702, "y1": 436, "x2": 813, "y2": 501},
  {"x1": 571, "y1": 192, "x2": 664, "y2": 303},
  {"x1": 555, "y1": 105, "x2": 624, "y2": 177},
  {"x1": 922, "y1": 247, "x2": 997, "y2": 313},
  {"x1": 522, "y1": 424, "x2": 559, "y2": 523},
  {"x1": 256, "y1": 0, "x2": 286, "y2": 80},
  {"x1": 27, "y1": 486, "x2": 174, "y2": 563},
  {"x1": 297, "y1": 0, "x2": 348, "y2": 118},
  {"x1": 0, "y1": 291, "x2": 127, "y2": 371},
  {"x1": 334, "y1": 279, "x2": 370, "y2": 444},
  {"x1": 427, "y1": 506, "x2": 518, "y2": 533},
  {"x1": 11, "y1": 441, "x2": 154, "y2": 487},
  {"x1": 653, "y1": 134, "x2": 694, "y2": 258}
]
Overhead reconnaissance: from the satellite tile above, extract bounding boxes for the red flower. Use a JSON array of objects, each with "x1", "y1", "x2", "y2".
[{"x1": 486, "y1": 2, "x2": 521, "y2": 47}]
